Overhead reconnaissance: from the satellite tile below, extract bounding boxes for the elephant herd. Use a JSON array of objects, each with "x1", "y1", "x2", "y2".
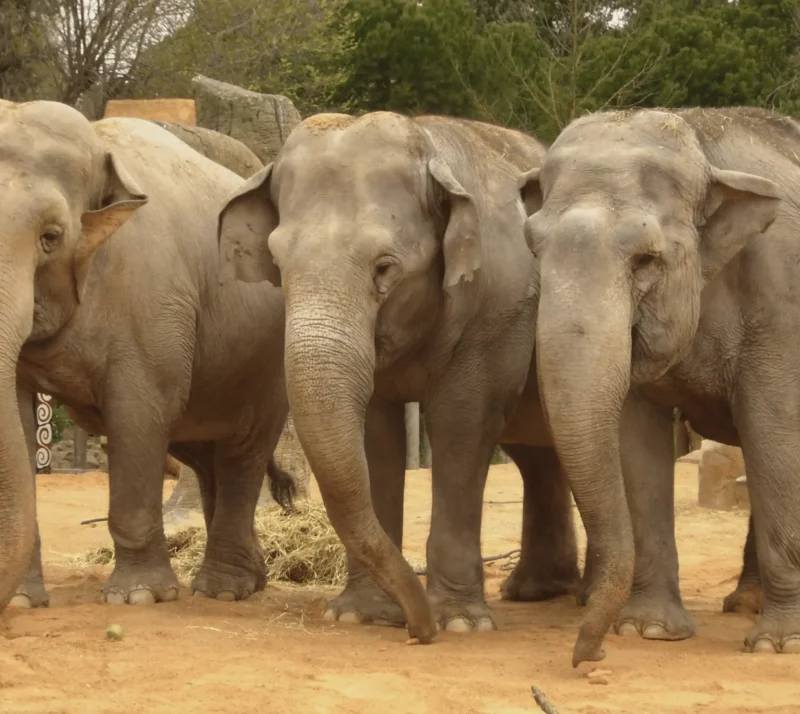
[{"x1": 0, "y1": 98, "x2": 798, "y2": 669}]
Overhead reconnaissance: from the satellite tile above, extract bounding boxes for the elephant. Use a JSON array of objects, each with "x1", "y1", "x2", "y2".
[
  {"x1": 0, "y1": 99, "x2": 292, "y2": 612},
  {"x1": 519, "y1": 105, "x2": 800, "y2": 661},
  {"x1": 216, "y1": 111, "x2": 591, "y2": 642},
  {"x1": 148, "y1": 121, "x2": 262, "y2": 180}
]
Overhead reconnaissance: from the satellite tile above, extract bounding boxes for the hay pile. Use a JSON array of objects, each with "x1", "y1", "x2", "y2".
[{"x1": 76, "y1": 500, "x2": 348, "y2": 588}]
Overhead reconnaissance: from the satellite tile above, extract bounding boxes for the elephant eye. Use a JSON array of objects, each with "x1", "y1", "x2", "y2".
[
  {"x1": 632, "y1": 253, "x2": 658, "y2": 271},
  {"x1": 40, "y1": 227, "x2": 62, "y2": 254},
  {"x1": 375, "y1": 262, "x2": 392, "y2": 276}
]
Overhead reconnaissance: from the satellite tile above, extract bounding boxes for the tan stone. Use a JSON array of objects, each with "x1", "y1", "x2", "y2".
[
  {"x1": 191, "y1": 75, "x2": 301, "y2": 164},
  {"x1": 104, "y1": 99, "x2": 197, "y2": 125},
  {"x1": 698, "y1": 440, "x2": 749, "y2": 511}
]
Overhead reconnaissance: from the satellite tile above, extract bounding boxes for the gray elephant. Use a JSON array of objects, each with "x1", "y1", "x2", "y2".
[
  {"x1": 0, "y1": 99, "x2": 291, "y2": 612},
  {"x1": 216, "y1": 111, "x2": 588, "y2": 642},
  {"x1": 520, "y1": 106, "x2": 800, "y2": 661}
]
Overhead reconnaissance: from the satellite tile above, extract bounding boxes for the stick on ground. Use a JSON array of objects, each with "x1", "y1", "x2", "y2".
[
  {"x1": 413, "y1": 549, "x2": 520, "y2": 576},
  {"x1": 531, "y1": 685, "x2": 561, "y2": 714}
]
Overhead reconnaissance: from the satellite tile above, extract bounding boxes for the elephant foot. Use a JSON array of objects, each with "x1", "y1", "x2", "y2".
[
  {"x1": 500, "y1": 560, "x2": 579, "y2": 602},
  {"x1": 103, "y1": 560, "x2": 180, "y2": 605},
  {"x1": 191, "y1": 557, "x2": 266, "y2": 602},
  {"x1": 614, "y1": 591, "x2": 695, "y2": 641},
  {"x1": 723, "y1": 582, "x2": 762, "y2": 615},
  {"x1": 9, "y1": 580, "x2": 50, "y2": 609},
  {"x1": 745, "y1": 615, "x2": 800, "y2": 654},
  {"x1": 429, "y1": 593, "x2": 497, "y2": 633},
  {"x1": 323, "y1": 583, "x2": 406, "y2": 627}
]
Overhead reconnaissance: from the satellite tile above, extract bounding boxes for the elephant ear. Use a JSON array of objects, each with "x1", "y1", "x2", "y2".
[
  {"x1": 76, "y1": 152, "x2": 148, "y2": 302},
  {"x1": 428, "y1": 156, "x2": 481, "y2": 291},
  {"x1": 517, "y1": 167, "x2": 543, "y2": 216},
  {"x1": 217, "y1": 163, "x2": 280, "y2": 287},
  {"x1": 699, "y1": 167, "x2": 781, "y2": 284}
]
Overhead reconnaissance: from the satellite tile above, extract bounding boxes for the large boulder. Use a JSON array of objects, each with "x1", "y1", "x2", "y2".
[
  {"x1": 191, "y1": 75, "x2": 302, "y2": 164},
  {"x1": 697, "y1": 440, "x2": 749, "y2": 511},
  {"x1": 149, "y1": 122, "x2": 262, "y2": 179}
]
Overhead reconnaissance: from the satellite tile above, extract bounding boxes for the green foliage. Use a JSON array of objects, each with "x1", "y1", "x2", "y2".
[
  {"x1": 333, "y1": 0, "x2": 483, "y2": 116},
  {"x1": 131, "y1": 0, "x2": 349, "y2": 116},
  {"x1": 51, "y1": 403, "x2": 71, "y2": 444},
  {"x1": 0, "y1": 0, "x2": 53, "y2": 100}
]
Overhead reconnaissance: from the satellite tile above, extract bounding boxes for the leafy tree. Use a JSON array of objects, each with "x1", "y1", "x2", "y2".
[
  {"x1": 0, "y1": 0, "x2": 52, "y2": 100},
  {"x1": 131, "y1": 0, "x2": 348, "y2": 116},
  {"x1": 333, "y1": 0, "x2": 484, "y2": 116}
]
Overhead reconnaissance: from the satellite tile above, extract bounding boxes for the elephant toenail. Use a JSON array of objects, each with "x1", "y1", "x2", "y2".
[
  {"x1": 162, "y1": 588, "x2": 179, "y2": 603},
  {"x1": 752, "y1": 638, "x2": 778, "y2": 654},
  {"x1": 475, "y1": 618, "x2": 496, "y2": 632},
  {"x1": 642, "y1": 623, "x2": 670, "y2": 640},
  {"x1": 322, "y1": 608, "x2": 337, "y2": 622},
  {"x1": 105, "y1": 591, "x2": 127, "y2": 605},
  {"x1": 192, "y1": 589, "x2": 211, "y2": 599},
  {"x1": 444, "y1": 618, "x2": 471, "y2": 633},
  {"x1": 616, "y1": 621, "x2": 639, "y2": 637},
  {"x1": 215, "y1": 591, "x2": 236, "y2": 602},
  {"x1": 128, "y1": 589, "x2": 156, "y2": 605},
  {"x1": 337, "y1": 611, "x2": 362, "y2": 624},
  {"x1": 9, "y1": 594, "x2": 32, "y2": 609},
  {"x1": 781, "y1": 637, "x2": 800, "y2": 654}
]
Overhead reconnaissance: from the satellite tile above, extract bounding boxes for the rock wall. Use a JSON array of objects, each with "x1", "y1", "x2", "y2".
[
  {"x1": 697, "y1": 440, "x2": 749, "y2": 511},
  {"x1": 191, "y1": 75, "x2": 302, "y2": 164}
]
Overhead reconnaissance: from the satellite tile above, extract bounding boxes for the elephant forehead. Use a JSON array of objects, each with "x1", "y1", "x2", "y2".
[
  {"x1": 0, "y1": 118, "x2": 96, "y2": 191},
  {"x1": 542, "y1": 140, "x2": 707, "y2": 210}
]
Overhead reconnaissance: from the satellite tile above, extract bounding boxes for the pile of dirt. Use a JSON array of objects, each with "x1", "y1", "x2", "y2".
[{"x1": 75, "y1": 500, "x2": 348, "y2": 587}]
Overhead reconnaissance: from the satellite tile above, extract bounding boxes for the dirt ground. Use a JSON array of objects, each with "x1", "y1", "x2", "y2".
[{"x1": 1, "y1": 462, "x2": 798, "y2": 714}]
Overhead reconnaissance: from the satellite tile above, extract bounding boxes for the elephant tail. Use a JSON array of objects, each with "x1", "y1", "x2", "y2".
[{"x1": 266, "y1": 457, "x2": 297, "y2": 510}]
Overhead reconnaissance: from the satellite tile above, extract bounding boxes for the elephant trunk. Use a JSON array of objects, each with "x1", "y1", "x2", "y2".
[
  {"x1": 283, "y1": 282, "x2": 436, "y2": 642},
  {"x1": 536, "y1": 266, "x2": 635, "y2": 667},
  {"x1": 0, "y1": 269, "x2": 37, "y2": 612}
]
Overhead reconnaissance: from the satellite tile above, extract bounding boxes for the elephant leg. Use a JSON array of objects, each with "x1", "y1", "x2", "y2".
[
  {"x1": 723, "y1": 513, "x2": 762, "y2": 615},
  {"x1": 9, "y1": 386, "x2": 49, "y2": 609},
  {"x1": 103, "y1": 395, "x2": 179, "y2": 605},
  {"x1": 424, "y1": 382, "x2": 515, "y2": 633},
  {"x1": 323, "y1": 395, "x2": 407, "y2": 626},
  {"x1": 189, "y1": 440, "x2": 268, "y2": 602},
  {"x1": 614, "y1": 393, "x2": 695, "y2": 641},
  {"x1": 577, "y1": 540, "x2": 597, "y2": 607},
  {"x1": 500, "y1": 444, "x2": 580, "y2": 602},
  {"x1": 167, "y1": 442, "x2": 217, "y2": 530},
  {"x1": 736, "y1": 382, "x2": 800, "y2": 654}
]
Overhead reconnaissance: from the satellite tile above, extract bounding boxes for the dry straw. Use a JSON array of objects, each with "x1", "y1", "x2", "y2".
[{"x1": 75, "y1": 500, "x2": 349, "y2": 587}]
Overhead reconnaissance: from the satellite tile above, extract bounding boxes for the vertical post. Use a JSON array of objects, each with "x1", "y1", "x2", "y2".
[
  {"x1": 34, "y1": 393, "x2": 53, "y2": 474},
  {"x1": 420, "y1": 418, "x2": 432, "y2": 468},
  {"x1": 405, "y1": 402, "x2": 420, "y2": 470},
  {"x1": 74, "y1": 426, "x2": 88, "y2": 471}
]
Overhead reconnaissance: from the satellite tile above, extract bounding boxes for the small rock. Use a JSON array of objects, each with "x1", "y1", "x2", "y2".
[
  {"x1": 105, "y1": 624, "x2": 124, "y2": 641},
  {"x1": 587, "y1": 668, "x2": 612, "y2": 685}
]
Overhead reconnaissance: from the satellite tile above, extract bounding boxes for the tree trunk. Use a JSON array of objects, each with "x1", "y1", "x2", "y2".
[
  {"x1": 73, "y1": 426, "x2": 87, "y2": 470},
  {"x1": 420, "y1": 419, "x2": 432, "y2": 468},
  {"x1": 405, "y1": 402, "x2": 420, "y2": 470}
]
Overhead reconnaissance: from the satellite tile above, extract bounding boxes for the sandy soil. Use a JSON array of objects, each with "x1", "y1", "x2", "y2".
[{"x1": 1, "y1": 462, "x2": 797, "y2": 714}]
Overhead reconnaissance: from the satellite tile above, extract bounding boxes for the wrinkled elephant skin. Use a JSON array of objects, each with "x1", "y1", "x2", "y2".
[
  {"x1": 0, "y1": 100, "x2": 292, "y2": 611},
  {"x1": 524, "y1": 106, "x2": 800, "y2": 658},
  {"x1": 217, "y1": 111, "x2": 567, "y2": 643}
]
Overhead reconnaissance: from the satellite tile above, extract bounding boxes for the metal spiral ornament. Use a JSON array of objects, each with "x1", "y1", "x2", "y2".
[{"x1": 35, "y1": 393, "x2": 53, "y2": 473}]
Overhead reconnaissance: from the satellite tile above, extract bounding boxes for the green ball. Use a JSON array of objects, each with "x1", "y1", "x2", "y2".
[{"x1": 105, "y1": 624, "x2": 124, "y2": 640}]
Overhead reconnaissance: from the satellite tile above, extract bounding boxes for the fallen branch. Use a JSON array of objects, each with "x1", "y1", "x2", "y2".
[
  {"x1": 531, "y1": 685, "x2": 561, "y2": 714},
  {"x1": 80, "y1": 517, "x2": 109, "y2": 525},
  {"x1": 485, "y1": 500, "x2": 523, "y2": 505},
  {"x1": 413, "y1": 549, "x2": 520, "y2": 576}
]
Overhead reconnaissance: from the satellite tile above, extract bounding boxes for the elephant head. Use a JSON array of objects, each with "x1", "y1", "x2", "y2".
[
  {"x1": 0, "y1": 100, "x2": 147, "y2": 610},
  {"x1": 518, "y1": 109, "x2": 781, "y2": 665},
  {"x1": 217, "y1": 111, "x2": 483, "y2": 641}
]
